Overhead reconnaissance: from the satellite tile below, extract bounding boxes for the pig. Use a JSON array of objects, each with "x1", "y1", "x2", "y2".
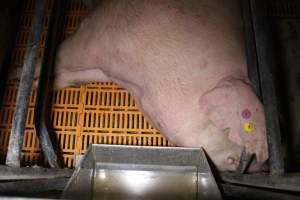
[{"x1": 53, "y1": 0, "x2": 268, "y2": 172}]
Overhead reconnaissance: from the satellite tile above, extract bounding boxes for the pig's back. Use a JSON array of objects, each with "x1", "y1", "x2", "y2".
[
  {"x1": 81, "y1": 0, "x2": 247, "y2": 86},
  {"x1": 96, "y1": 0, "x2": 249, "y2": 133}
]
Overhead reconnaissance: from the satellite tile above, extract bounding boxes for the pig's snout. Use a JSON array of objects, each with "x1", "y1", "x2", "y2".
[
  {"x1": 217, "y1": 149, "x2": 266, "y2": 172},
  {"x1": 223, "y1": 151, "x2": 242, "y2": 171},
  {"x1": 212, "y1": 150, "x2": 241, "y2": 171}
]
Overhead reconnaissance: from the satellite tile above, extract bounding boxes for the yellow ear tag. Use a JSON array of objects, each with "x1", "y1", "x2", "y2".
[{"x1": 244, "y1": 122, "x2": 254, "y2": 133}]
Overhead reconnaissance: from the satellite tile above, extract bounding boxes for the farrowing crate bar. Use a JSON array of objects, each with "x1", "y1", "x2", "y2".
[{"x1": 0, "y1": 0, "x2": 300, "y2": 199}]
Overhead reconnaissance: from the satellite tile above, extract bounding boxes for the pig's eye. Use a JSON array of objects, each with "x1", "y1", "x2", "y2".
[{"x1": 241, "y1": 109, "x2": 251, "y2": 119}]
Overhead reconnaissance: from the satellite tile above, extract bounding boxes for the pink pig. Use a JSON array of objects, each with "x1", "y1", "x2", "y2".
[{"x1": 53, "y1": 0, "x2": 268, "y2": 171}]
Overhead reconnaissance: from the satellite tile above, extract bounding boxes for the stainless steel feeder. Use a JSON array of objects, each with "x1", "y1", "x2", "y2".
[{"x1": 63, "y1": 144, "x2": 222, "y2": 200}]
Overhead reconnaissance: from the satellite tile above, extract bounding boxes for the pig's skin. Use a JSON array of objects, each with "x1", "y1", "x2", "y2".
[{"x1": 54, "y1": 0, "x2": 268, "y2": 171}]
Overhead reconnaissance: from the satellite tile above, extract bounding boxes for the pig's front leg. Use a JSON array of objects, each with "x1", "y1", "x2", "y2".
[
  {"x1": 53, "y1": 68, "x2": 111, "y2": 90},
  {"x1": 54, "y1": 27, "x2": 111, "y2": 89}
]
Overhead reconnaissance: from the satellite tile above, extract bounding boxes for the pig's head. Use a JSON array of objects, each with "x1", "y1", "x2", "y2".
[{"x1": 199, "y1": 76, "x2": 269, "y2": 172}]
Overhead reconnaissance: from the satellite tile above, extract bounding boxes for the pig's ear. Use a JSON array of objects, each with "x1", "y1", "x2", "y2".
[{"x1": 199, "y1": 81, "x2": 243, "y2": 145}]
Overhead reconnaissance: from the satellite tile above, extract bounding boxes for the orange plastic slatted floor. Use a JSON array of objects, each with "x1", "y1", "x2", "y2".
[{"x1": 0, "y1": 0, "x2": 172, "y2": 168}]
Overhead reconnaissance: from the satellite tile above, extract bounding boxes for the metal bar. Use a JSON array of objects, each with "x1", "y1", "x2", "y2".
[
  {"x1": 239, "y1": 0, "x2": 272, "y2": 174},
  {"x1": 34, "y1": 0, "x2": 66, "y2": 168},
  {"x1": 236, "y1": 0, "x2": 263, "y2": 174},
  {"x1": 241, "y1": 0, "x2": 262, "y2": 98},
  {"x1": 237, "y1": 149, "x2": 254, "y2": 173},
  {"x1": 0, "y1": 166, "x2": 73, "y2": 181},
  {"x1": 0, "y1": 178, "x2": 69, "y2": 198},
  {"x1": 249, "y1": 0, "x2": 284, "y2": 175},
  {"x1": 5, "y1": 0, "x2": 47, "y2": 167},
  {"x1": 220, "y1": 183, "x2": 300, "y2": 200},
  {"x1": 220, "y1": 172, "x2": 300, "y2": 193}
]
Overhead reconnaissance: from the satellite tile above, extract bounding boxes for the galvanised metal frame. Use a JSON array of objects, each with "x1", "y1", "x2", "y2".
[{"x1": 1, "y1": 0, "x2": 300, "y2": 199}]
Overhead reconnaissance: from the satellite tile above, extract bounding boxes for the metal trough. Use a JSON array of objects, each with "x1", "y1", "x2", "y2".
[{"x1": 63, "y1": 144, "x2": 222, "y2": 200}]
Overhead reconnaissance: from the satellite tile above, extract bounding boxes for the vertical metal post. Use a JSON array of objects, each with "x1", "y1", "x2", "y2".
[
  {"x1": 249, "y1": 0, "x2": 284, "y2": 175},
  {"x1": 236, "y1": 0, "x2": 263, "y2": 174},
  {"x1": 241, "y1": 0, "x2": 262, "y2": 99},
  {"x1": 6, "y1": 0, "x2": 47, "y2": 167},
  {"x1": 35, "y1": 0, "x2": 66, "y2": 168}
]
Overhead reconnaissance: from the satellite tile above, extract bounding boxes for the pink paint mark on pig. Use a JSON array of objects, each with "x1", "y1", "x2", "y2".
[{"x1": 242, "y1": 109, "x2": 251, "y2": 119}]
